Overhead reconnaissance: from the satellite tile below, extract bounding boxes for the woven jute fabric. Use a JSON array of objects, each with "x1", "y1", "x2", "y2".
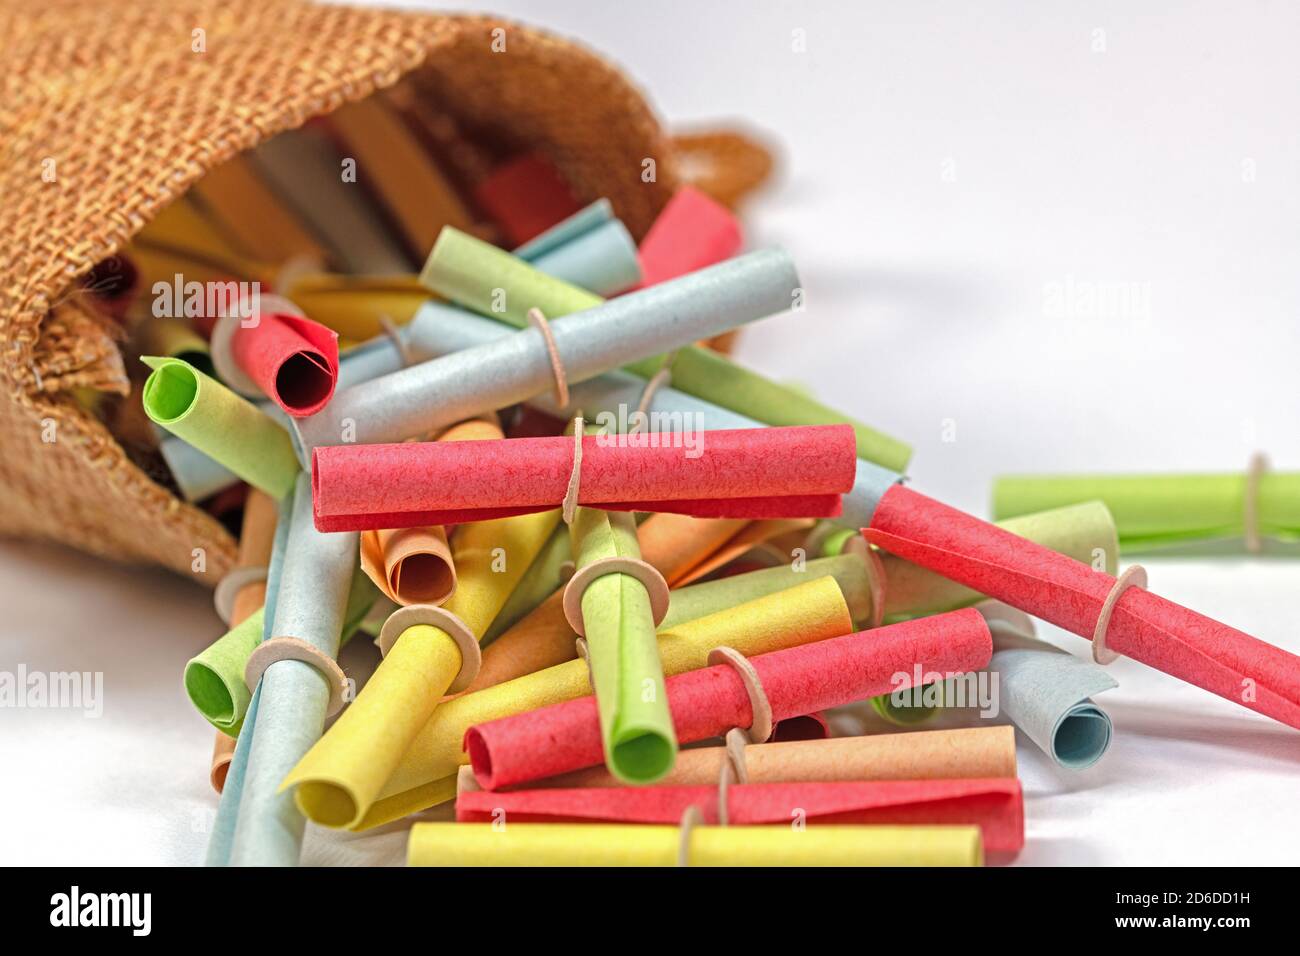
[{"x1": 0, "y1": 0, "x2": 775, "y2": 584}]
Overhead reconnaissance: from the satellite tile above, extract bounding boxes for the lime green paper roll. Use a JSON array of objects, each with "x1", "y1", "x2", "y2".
[
  {"x1": 141, "y1": 356, "x2": 299, "y2": 499},
  {"x1": 569, "y1": 508, "x2": 677, "y2": 783},
  {"x1": 420, "y1": 227, "x2": 911, "y2": 472},
  {"x1": 185, "y1": 609, "x2": 264, "y2": 735},
  {"x1": 993, "y1": 472, "x2": 1300, "y2": 553}
]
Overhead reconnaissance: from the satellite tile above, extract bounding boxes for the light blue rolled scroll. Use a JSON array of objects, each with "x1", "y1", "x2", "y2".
[
  {"x1": 978, "y1": 602, "x2": 1118, "y2": 770},
  {"x1": 223, "y1": 473, "x2": 359, "y2": 866},
  {"x1": 514, "y1": 199, "x2": 642, "y2": 296},
  {"x1": 207, "y1": 485, "x2": 295, "y2": 866},
  {"x1": 292, "y1": 249, "x2": 802, "y2": 453}
]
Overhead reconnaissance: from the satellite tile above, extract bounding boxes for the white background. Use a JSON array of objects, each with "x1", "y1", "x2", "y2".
[{"x1": 2, "y1": 1, "x2": 1297, "y2": 865}]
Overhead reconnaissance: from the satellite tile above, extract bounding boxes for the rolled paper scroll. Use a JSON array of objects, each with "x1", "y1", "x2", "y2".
[
  {"x1": 466, "y1": 608, "x2": 994, "y2": 790},
  {"x1": 132, "y1": 315, "x2": 214, "y2": 377},
  {"x1": 566, "y1": 508, "x2": 676, "y2": 783},
  {"x1": 141, "y1": 356, "x2": 299, "y2": 500},
  {"x1": 224, "y1": 473, "x2": 359, "y2": 866},
  {"x1": 359, "y1": 527, "x2": 454, "y2": 607},
  {"x1": 295, "y1": 247, "x2": 801, "y2": 453},
  {"x1": 469, "y1": 553, "x2": 877, "y2": 698},
  {"x1": 252, "y1": 126, "x2": 412, "y2": 274},
  {"x1": 206, "y1": 486, "x2": 298, "y2": 867},
  {"x1": 223, "y1": 310, "x2": 340, "y2": 417},
  {"x1": 863, "y1": 485, "x2": 1300, "y2": 730},
  {"x1": 456, "y1": 778, "x2": 1023, "y2": 856},
  {"x1": 362, "y1": 575, "x2": 855, "y2": 828},
  {"x1": 977, "y1": 602, "x2": 1117, "y2": 769},
  {"x1": 993, "y1": 470, "x2": 1300, "y2": 554},
  {"x1": 408, "y1": 822, "x2": 983, "y2": 867},
  {"x1": 208, "y1": 490, "x2": 277, "y2": 792},
  {"x1": 634, "y1": 186, "x2": 742, "y2": 289},
  {"x1": 312, "y1": 424, "x2": 856, "y2": 532},
  {"x1": 325, "y1": 96, "x2": 475, "y2": 261},
  {"x1": 189, "y1": 153, "x2": 329, "y2": 266},
  {"x1": 480, "y1": 523, "x2": 571, "y2": 645},
  {"x1": 420, "y1": 226, "x2": 911, "y2": 473},
  {"x1": 514, "y1": 198, "x2": 642, "y2": 296},
  {"x1": 283, "y1": 502, "x2": 559, "y2": 830},
  {"x1": 524, "y1": 726, "x2": 1017, "y2": 791}
]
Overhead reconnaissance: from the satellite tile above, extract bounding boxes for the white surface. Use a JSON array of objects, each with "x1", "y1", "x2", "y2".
[{"x1": 2, "y1": 0, "x2": 1298, "y2": 866}]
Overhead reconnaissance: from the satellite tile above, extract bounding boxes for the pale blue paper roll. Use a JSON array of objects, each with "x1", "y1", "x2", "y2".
[
  {"x1": 206, "y1": 486, "x2": 295, "y2": 866},
  {"x1": 516, "y1": 200, "x2": 641, "y2": 296},
  {"x1": 985, "y1": 615, "x2": 1119, "y2": 770},
  {"x1": 293, "y1": 249, "x2": 801, "y2": 453},
  {"x1": 513, "y1": 198, "x2": 614, "y2": 259},
  {"x1": 225, "y1": 473, "x2": 358, "y2": 866}
]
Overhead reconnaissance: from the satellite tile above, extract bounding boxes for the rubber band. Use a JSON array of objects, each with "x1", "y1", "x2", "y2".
[
  {"x1": 527, "y1": 307, "x2": 569, "y2": 410},
  {"x1": 378, "y1": 314, "x2": 413, "y2": 368},
  {"x1": 723, "y1": 727, "x2": 750, "y2": 783},
  {"x1": 1092, "y1": 564, "x2": 1148, "y2": 665},
  {"x1": 562, "y1": 417, "x2": 584, "y2": 524},
  {"x1": 562, "y1": 555, "x2": 671, "y2": 636},
  {"x1": 377, "y1": 604, "x2": 482, "y2": 693},
  {"x1": 244, "y1": 636, "x2": 349, "y2": 716},
  {"x1": 707, "y1": 646, "x2": 774, "y2": 744},
  {"x1": 630, "y1": 351, "x2": 678, "y2": 431}
]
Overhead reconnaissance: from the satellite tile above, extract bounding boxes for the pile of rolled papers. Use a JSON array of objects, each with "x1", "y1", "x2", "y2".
[{"x1": 150, "y1": 192, "x2": 1300, "y2": 868}]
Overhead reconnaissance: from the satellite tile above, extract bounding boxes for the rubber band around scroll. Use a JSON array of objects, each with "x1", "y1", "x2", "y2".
[
  {"x1": 629, "y1": 351, "x2": 677, "y2": 433},
  {"x1": 562, "y1": 555, "x2": 671, "y2": 636},
  {"x1": 378, "y1": 314, "x2": 414, "y2": 368},
  {"x1": 1244, "y1": 452, "x2": 1269, "y2": 554},
  {"x1": 527, "y1": 307, "x2": 569, "y2": 410},
  {"x1": 708, "y1": 645, "x2": 774, "y2": 744},
  {"x1": 244, "y1": 637, "x2": 349, "y2": 716},
  {"x1": 562, "y1": 418, "x2": 584, "y2": 525},
  {"x1": 1092, "y1": 565, "x2": 1148, "y2": 665},
  {"x1": 213, "y1": 564, "x2": 268, "y2": 626},
  {"x1": 377, "y1": 604, "x2": 482, "y2": 694}
]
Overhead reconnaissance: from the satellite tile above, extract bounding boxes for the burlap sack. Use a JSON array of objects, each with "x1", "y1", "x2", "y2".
[{"x1": 0, "y1": 0, "x2": 771, "y2": 583}]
